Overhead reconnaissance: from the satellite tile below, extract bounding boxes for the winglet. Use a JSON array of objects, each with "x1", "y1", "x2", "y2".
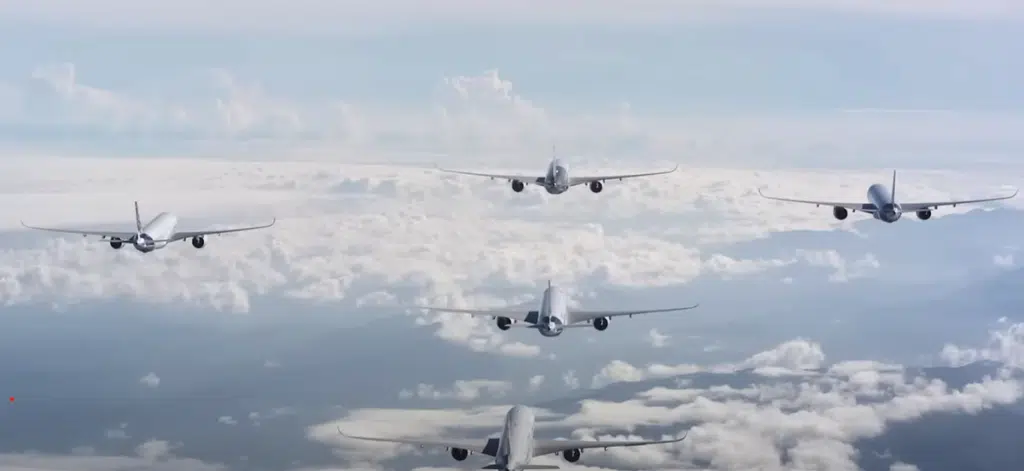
[
  {"x1": 757, "y1": 187, "x2": 769, "y2": 198},
  {"x1": 337, "y1": 426, "x2": 350, "y2": 438}
]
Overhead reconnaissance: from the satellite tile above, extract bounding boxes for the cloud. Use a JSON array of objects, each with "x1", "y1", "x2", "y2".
[
  {"x1": 647, "y1": 329, "x2": 670, "y2": 348},
  {"x1": 2, "y1": 1, "x2": 1020, "y2": 34},
  {"x1": 312, "y1": 324, "x2": 1023, "y2": 471},
  {"x1": 940, "y1": 321, "x2": 1024, "y2": 369},
  {"x1": 398, "y1": 379, "x2": 513, "y2": 401},
  {"x1": 527, "y1": 375, "x2": 545, "y2": 392},
  {"x1": 139, "y1": 373, "x2": 160, "y2": 388},
  {"x1": 3, "y1": 62, "x2": 1024, "y2": 166}
]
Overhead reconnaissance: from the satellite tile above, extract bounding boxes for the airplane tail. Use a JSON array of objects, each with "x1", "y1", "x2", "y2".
[
  {"x1": 482, "y1": 466, "x2": 559, "y2": 470},
  {"x1": 133, "y1": 201, "x2": 142, "y2": 233},
  {"x1": 890, "y1": 170, "x2": 897, "y2": 202}
]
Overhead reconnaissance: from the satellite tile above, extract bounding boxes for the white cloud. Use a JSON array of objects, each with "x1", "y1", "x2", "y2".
[
  {"x1": 2, "y1": 1, "x2": 1020, "y2": 34},
  {"x1": 139, "y1": 373, "x2": 160, "y2": 388},
  {"x1": 217, "y1": 416, "x2": 238, "y2": 426},
  {"x1": 941, "y1": 322, "x2": 1024, "y2": 369},
  {"x1": 527, "y1": 375, "x2": 545, "y2": 392},
  {"x1": 398, "y1": 380, "x2": 512, "y2": 401},
  {"x1": 647, "y1": 329, "x2": 670, "y2": 348},
  {"x1": 0, "y1": 151, "x2": 1019, "y2": 358},
  {"x1": 313, "y1": 342, "x2": 1021, "y2": 471},
  {"x1": 0, "y1": 452, "x2": 225, "y2": 471}
]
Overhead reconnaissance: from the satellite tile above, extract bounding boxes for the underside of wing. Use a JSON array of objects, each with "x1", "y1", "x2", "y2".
[
  {"x1": 570, "y1": 305, "x2": 699, "y2": 324},
  {"x1": 533, "y1": 433, "x2": 687, "y2": 456},
  {"x1": 435, "y1": 167, "x2": 544, "y2": 184},
  {"x1": 899, "y1": 189, "x2": 1019, "y2": 211},
  {"x1": 568, "y1": 166, "x2": 678, "y2": 186},
  {"x1": 339, "y1": 429, "x2": 499, "y2": 457},
  {"x1": 757, "y1": 189, "x2": 876, "y2": 212},
  {"x1": 170, "y1": 219, "x2": 276, "y2": 241},
  {"x1": 20, "y1": 221, "x2": 136, "y2": 239},
  {"x1": 408, "y1": 306, "x2": 537, "y2": 324}
]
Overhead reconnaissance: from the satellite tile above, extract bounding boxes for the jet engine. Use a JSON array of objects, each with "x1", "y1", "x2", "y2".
[
  {"x1": 589, "y1": 181, "x2": 603, "y2": 193},
  {"x1": 916, "y1": 209, "x2": 932, "y2": 220},
  {"x1": 593, "y1": 317, "x2": 609, "y2": 331},
  {"x1": 511, "y1": 180, "x2": 525, "y2": 192},
  {"x1": 562, "y1": 449, "x2": 582, "y2": 463},
  {"x1": 450, "y1": 448, "x2": 469, "y2": 461},
  {"x1": 191, "y1": 236, "x2": 206, "y2": 249},
  {"x1": 496, "y1": 317, "x2": 513, "y2": 331},
  {"x1": 832, "y1": 207, "x2": 848, "y2": 220},
  {"x1": 109, "y1": 237, "x2": 124, "y2": 249}
]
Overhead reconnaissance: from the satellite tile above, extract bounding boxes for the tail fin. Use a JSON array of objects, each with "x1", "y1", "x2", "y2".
[
  {"x1": 890, "y1": 170, "x2": 897, "y2": 202},
  {"x1": 134, "y1": 201, "x2": 142, "y2": 232},
  {"x1": 482, "y1": 466, "x2": 559, "y2": 470}
]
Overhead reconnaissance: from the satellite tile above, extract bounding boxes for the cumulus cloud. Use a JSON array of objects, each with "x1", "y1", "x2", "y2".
[
  {"x1": 139, "y1": 372, "x2": 160, "y2": 388},
  {"x1": 314, "y1": 327, "x2": 1023, "y2": 471},
  {"x1": 647, "y1": 329, "x2": 670, "y2": 348},
  {"x1": 398, "y1": 379, "x2": 513, "y2": 401},
  {"x1": 0, "y1": 152, "x2": 1019, "y2": 359},
  {"x1": 941, "y1": 322, "x2": 1024, "y2": 368}
]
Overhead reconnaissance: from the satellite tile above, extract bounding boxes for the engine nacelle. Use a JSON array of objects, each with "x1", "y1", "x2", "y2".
[
  {"x1": 589, "y1": 181, "x2": 603, "y2": 193},
  {"x1": 109, "y1": 237, "x2": 124, "y2": 250},
  {"x1": 593, "y1": 317, "x2": 609, "y2": 331},
  {"x1": 191, "y1": 236, "x2": 206, "y2": 249},
  {"x1": 562, "y1": 449, "x2": 582, "y2": 462},
  {"x1": 511, "y1": 180, "x2": 525, "y2": 192},
  {"x1": 832, "y1": 206, "x2": 848, "y2": 220},
  {"x1": 496, "y1": 317, "x2": 513, "y2": 331},
  {"x1": 917, "y1": 209, "x2": 932, "y2": 221},
  {"x1": 451, "y1": 448, "x2": 469, "y2": 461}
]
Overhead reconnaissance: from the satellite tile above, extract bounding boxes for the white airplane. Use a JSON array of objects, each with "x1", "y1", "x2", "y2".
[
  {"x1": 338, "y1": 405, "x2": 686, "y2": 470},
  {"x1": 413, "y1": 281, "x2": 698, "y2": 337},
  {"x1": 758, "y1": 170, "x2": 1018, "y2": 223},
  {"x1": 21, "y1": 201, "x2": 276, "y2": 253},
  {"x1": 436, "y1": 156, "x2": 678, "y2": 195}
]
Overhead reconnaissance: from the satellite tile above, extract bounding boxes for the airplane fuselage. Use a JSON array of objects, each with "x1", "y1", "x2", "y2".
[
  {"x1": 543, "y1": 159, "x2": 570, "y2": 195},
  {"x1": 497, "y1": 405, "x2": 536, "y2": 471},
  {"x1": 866, "y1": 184, "x2": 901, "y2": 223},
  {"x1": 537, "y1": 285, "x2": 569, "y2": 337},
  {"x1": 132, "y1": 212, "x2": 179, "y2": 253}
]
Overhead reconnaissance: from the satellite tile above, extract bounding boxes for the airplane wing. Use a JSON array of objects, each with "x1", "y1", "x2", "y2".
[
  {"x1": 168, "y1": 219, "x2": 276, "y2": 242},
  {"x1": 898, "y1": 189, "x2": 1018, "y2": 212},
  {"x1": 20, "y1": 221, "x2": 137, "y2": 240},
  {"x1": 757, "y1": 188, "x2": 877, "y2": 213},
  {"x1": 570, "y1": 305, "x2": 699, "y2": 325},
  {"x1": 435, "y1": 166, "x2": 545, "y2": 185},
  {"x1": 410, "y1": 306, "x2": 539, "y2": 324},
  {"x1": 568, "y1": 166, "x2": 678, "y2": 186},
  {"x1": 339, "y1": 428, "x2": 500, "y2": 457},
  {"x1": 533, "y1": 432, "x2": 687, "y2": 457}
]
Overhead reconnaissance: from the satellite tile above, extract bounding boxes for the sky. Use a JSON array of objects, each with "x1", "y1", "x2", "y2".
[{"x1": 2, "y1": 2, "x2": 1024, "y2": 471}]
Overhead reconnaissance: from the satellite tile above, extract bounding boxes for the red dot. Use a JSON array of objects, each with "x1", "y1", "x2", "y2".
[{"x1": 8, "y1": 397, "x2": 13, "y2": 403}]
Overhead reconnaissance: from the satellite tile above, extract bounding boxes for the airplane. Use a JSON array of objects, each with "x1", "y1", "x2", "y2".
[
  {"x1": 21, "y1": 201, "x2": 276, "y2": 253},
  {"x1": 758, "y1": 170, "x2": 1018, "y2": 223},
  {"x1": 412, "y1": 281, "x2": 698, "y2": 337},
  {"x1": 435, "y1": 154, "x2": 678, "y2": 195},
  {"x1": 338, "y1": 404, "x2": 686, "y2": 470}
]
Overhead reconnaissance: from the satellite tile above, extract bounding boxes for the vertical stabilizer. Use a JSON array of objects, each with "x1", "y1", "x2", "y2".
[
  {"x1": 134, "y1": 201, "x2": 142, "y2": 232},
  {"x1": 890, "y1": 170, "x2": 897, "y2": 202}
]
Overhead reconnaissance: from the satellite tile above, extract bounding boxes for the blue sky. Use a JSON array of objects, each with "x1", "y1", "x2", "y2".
[{"x1": 1, "y1": 5, "x2": 1022, "y2": 116}]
